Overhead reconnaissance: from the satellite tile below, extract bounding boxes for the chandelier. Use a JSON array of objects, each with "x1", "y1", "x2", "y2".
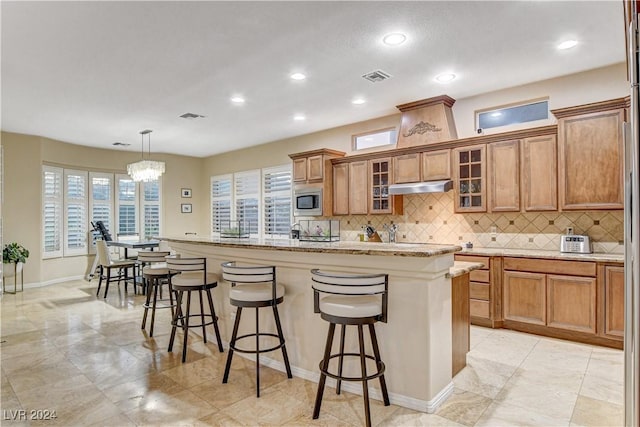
[{"x1": 127, "y1": 129, "x2": 165, "y2": 182}]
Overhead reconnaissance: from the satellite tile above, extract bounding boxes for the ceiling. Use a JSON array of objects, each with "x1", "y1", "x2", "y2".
[{"x1": 1, "y1": 1, "x2": 626, "y2": 158}]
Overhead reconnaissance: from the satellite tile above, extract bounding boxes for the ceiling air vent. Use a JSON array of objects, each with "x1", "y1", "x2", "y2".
[
  {"x1": 362, "y1": 70, "x2": 392, "y2": 83},
  {"x1": 112, "y1": 142, "x2": 130, "y2": 146},
  {"x1": 180, "y1": 112, "x2": 205, "y2": 119}
]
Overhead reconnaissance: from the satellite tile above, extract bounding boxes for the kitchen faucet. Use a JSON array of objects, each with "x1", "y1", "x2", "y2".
[{"x1": 383, "y1": 223, "x2": 399, "y2": 243}]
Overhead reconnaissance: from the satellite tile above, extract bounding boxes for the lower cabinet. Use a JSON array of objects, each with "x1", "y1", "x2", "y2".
[
  {"x1": 546, "y1": 275, "x2": 596, "y2": 334},
  {"x1": 503, "y1": 270, "x2": 546, "y2": 325},
  {"x1": 455, "y1": 254, "x2": 502, "y2": 328},
  {"x1": 600, "y1": 264, "x2": 625, "y2": 340}
]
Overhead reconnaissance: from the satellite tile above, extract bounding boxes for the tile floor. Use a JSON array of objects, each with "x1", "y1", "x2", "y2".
[{"x1": 0, "y1": 279, "x2": 624, "y2": 426}]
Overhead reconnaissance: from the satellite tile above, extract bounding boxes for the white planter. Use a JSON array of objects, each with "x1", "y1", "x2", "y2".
[{"x1": 3, "y1": 261, "x2": 23, "y2": 277}]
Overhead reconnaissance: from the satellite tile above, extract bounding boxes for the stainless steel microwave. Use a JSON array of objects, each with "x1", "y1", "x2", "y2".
[{"x1": 294, "y1": 187, "x2": 322, "y2": 216}]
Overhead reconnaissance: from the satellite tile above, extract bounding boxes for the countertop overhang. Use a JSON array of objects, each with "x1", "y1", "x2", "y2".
[{"x1": 158, "y1": 236, "x2": 462, "y2": 258}]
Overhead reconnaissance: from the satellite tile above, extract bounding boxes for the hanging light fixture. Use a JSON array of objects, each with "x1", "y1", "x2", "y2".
[{"x1": 127, "y1": 129, "x2": 165, "y2": 182}]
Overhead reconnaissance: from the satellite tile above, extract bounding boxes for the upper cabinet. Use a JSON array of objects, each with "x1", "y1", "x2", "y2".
[
  {"x1": 521, "y1": 134, "x2": 557, "y2": 211},
  {"x1": 422, "y1": 149, "x2": 451, "y2": 181},
  {"x1": 393, "y1": 153, "x2": 421, "y2": 184},
  {"x1": 290, "y1": 149, "x2": 345, "y2": 184},
  {"x1": 453, "y1": 144, "x2": 486, "y2": 212},
  {"x1": 488, "y1": 140, "x2": 520, "y2": 212},
  {"x1": 553, "y1": 98, "x2": 627, "y2": 210}
]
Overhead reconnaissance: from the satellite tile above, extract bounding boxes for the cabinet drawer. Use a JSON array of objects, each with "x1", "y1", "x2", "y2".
[
  {"x1": 470, "y1": 270, "x2": 490, "y2": 283},
  {"x1": 470, "y1": 299, "x2": 490, "y2": 318},
  {"x1": 503, "y1": 257, "x2": 595, "y2": 277},
  {"x1": 470, "y1": 282, "x2": 490, "y2": 301},
  {"x1": 455, "y1": 255, "x2": 489, "y2": 270}
]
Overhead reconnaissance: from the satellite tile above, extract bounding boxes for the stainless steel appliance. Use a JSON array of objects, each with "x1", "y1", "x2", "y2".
[
  {"x1": 293, "y1": 187, "x2": 322, "y2": 217},
  {"x1": 625, "y1": 4, "x2": 640, "y2": 425},
  {"x1": 388, "y1": 179, "x2": 453, "y2": 195},
  {"x1": 559, "y1": 234, "x2": 592, "y2": 254}
]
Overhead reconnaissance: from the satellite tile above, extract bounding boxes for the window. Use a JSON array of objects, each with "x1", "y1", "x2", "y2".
[
  {"x1": 234, "y1": 171, "x2": 260, "y2": 237},
  {"x1": 42, "y1": 166, "x2": 63, "y2": 258},
  {"x1": 42, "y1": 167, "x2": 162, "y2": 258},
  {"x1": 476, "y1": 99, "x2": 549, "y2": 131},
  {"x1": 353, "y1": 128, "x2": 397, "y2": 151},
  {"x1": 211, "y1": 165, "x2": 292, "y2": 239},
  {"x1": 64, "y1": 169, "x2": 88, "y2": 256},
  {"x1": 211, "y1": 175, "x2": 232, "y2": 234},
  {"x1": 263, "y1": 166, "x2": 292, "y2": 237}
]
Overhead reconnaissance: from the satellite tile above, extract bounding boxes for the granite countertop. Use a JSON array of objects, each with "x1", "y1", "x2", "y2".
[
  {"x1": 159, "y1": 236, "x2": 462, "y2": 258},
  {"x1": 449, "y1": 261, "x2": 485, "y2": 278},
  {"x1": 456, "y1": 247, "x2": 624, "y2": 263}
]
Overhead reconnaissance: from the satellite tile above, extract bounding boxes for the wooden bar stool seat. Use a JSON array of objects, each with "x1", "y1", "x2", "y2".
[
  {"x1": 220, "y1": 261, "x2": 292, "y2": 397},
  {"x1": 311, "y1": 269, "x2": 390, "y2": 427}
]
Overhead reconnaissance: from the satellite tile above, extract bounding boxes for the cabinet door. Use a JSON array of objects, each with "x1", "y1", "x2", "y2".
[
  {"x1": 293, "y1": 158, "x2": 307, "y2": 182},
  {"x1": 453, "y1": 144, "x2": 486, "y2": 212},
  {"x1": 307, "y1": 155, "x2": 324, "y2": 182},
  {"x1": 332, "y1": 163, "x2": 349, "y2": 215},
  {"x1": 488, "y1": 140, "x2": 520, "y2": 212},
  {"x1": 604, "y1": 266, "x2": 624, "y2": 338},
  {"x1": 370, "y1": 158, "x2": 393, "y2": 214},
  {"x1": 349, "y1": 161, "x2": 368, "y2": 215},
  {"x1": 393, "y1": 153, "x2": 421, "y2": 183},
  {"x1": 503, "y1": 270, "x2": 546, "y2": 325},
  {"x1": 547, "y1": 275, "x2": 596, "y2": 333},
  {"x1": 422, "y1": 149, "x2": 451, "y2": 181},
  {"x1": 521, "y1": 135, "x2": 557, "y2": 211},
  {"x1": 558, "y1": 109, "x2": 624, "y2": 210}
]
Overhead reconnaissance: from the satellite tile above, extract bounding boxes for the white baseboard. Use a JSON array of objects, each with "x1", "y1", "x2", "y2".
[
  {"x1": 1, "y1": 275, "x2": 86, "y2": 291},
  {"x1": 234, "y1": 351, "x2": 454, "y2": 413}
]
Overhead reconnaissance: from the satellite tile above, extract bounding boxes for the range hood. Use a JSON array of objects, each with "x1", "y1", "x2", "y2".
[{"x1": 388, "y1": 180, "x2": 453, "y2": 195}]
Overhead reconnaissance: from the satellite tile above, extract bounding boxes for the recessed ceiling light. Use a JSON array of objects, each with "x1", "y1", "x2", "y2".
[
  {"x1": 230, "y1": 96, "x2": 245, "y2": 104},
  {"x1": 434, "y1": 73, "x2": 457, "y2": 84},
  {"x1": 293, "y1": 114, "x2": 306, "y2": 121},
  {"x1": 352, "y1": 98, "x2": 366, "y2": 105},
  {"x1": 383, "y1": 33, "x2": 407, "y2": 46},
  {"x1": 290, "y1": 73, "x2": 306, "y2": 80},
  {"x1": 557, "y1": 40, "x2": 578, "y2": 50}
]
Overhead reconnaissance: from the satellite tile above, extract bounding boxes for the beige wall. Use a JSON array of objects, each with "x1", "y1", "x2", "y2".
[{"x1": 1, "y1": 131, "x2": 205, "y2": 284}]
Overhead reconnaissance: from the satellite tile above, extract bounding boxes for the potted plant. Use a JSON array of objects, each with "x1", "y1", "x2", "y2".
[{"x1": 3, "y1": 242, "x2": 29, "y2": 276}]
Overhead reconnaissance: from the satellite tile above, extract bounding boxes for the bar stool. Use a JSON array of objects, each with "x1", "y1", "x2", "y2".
[
  {"x1": 167, "y1": 257, "x2": 224, "y2": 363},
  {"x1": 220, "y1": 261, "x2": 292, "y2": 397},
  {"x1": 310, "y1": 269, "x2": 390, "y2": 427},
  {"x1": 138, "y1": 250, "x2": 173, "y2": 337}
]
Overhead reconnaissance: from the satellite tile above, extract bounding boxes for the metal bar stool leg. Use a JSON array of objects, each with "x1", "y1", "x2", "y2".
[
  {"x1": 205, "y1": 289, "x2": 224, "y2": 352},
  {"x1": 272, "y1": 305, "x2": 293, "y2": 378},
  {"x1": 149, "y1": 277, "x2": 159, "y2": 337},
  {"x1": 198, "y1": 289, "x2": 207, "y2": 343},
  {"x1": 223, "y1": 307, "x2": 242, "y2": 383},
  {"x1": 358, "y1": 324, "x2": 372, "y2": 427},
  {"x1": 369, "y1": 323, "x2": 390, "y2": 406},
  {"x1": 182, "y1": 291, "x2": 192, "y2": 363},
  {"x1": 313, "y1": 322, "x2": 336, "y2": 420},
  {"x1": 141, "y1": 277, "x2": 152, "y2": 330},
  {"x1": 255, "y1": 307, "x2": 260, "y2": 397},
  {"x1": 336, "y1": 324, "x2": 346, "y2": 394},
  {"x1": 168, "y1": 290, "x2": 184, "y2": 353}
]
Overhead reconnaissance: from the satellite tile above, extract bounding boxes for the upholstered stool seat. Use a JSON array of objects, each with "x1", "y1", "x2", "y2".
[
  {"x1": 167, "y1": 257, "x2": 223, "y2": 363},
  {"x1": 221, "y1": 261, "x2": 292, "y2": 397},
  {"x1": 311, "y1": 269, "x2": 390, "y2": 427},
  {"x1": 138, "y1": 250, "x2": 173, "y2": 337}
]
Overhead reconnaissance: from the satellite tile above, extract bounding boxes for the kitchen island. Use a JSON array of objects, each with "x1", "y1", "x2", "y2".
[{"x1": 160, "y1": 236, "x2": 462, "y2": 413}]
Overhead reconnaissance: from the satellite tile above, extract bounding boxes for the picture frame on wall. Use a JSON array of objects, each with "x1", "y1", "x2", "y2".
[
  {"x1": 181, "y1": 188, "x2": 192, "y2": 198},
  {"x1": 181, "y1": 203, "x2": 192, "y2": 214}
]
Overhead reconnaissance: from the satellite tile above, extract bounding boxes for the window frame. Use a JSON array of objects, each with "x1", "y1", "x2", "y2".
[
  {"x1": 352, "y1": 127, "x2": 398, "y2": 151},
  {"x1": 63, "y1": 169, "x2": 89, "y2": 257},
  {"x1": 42, "y1": 165, "x2": 64, "y2": 259},
  {"x1": 475, "y1": 98, "x2": 550, "y2": 133}
]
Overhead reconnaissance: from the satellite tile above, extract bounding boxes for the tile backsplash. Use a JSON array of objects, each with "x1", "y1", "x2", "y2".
[{"x1": 331, "y1": 192, "x2": 624, "y2": 254}]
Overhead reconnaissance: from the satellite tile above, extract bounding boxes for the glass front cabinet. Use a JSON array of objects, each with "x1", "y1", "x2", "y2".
[
  {"x1": 453, "y1": 144, "x2": 486, "y2": 212},
  {"x1": 370, "y1": 157, "x2": 392, "y2": 213}
]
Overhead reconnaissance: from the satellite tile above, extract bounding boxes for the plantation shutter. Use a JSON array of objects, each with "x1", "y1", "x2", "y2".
[
  {"x1": 116, "y1": 175, "x2": 137, "y2": 236},
  {"x1": 64, "y1": 169, "x2": 88, "y2": 256},
  {"x1": 263, "y1": 165, "x2": 292, "y2": 237},
  {"x1": 141, "y1": 179, "x2": 161, "y2": 238},
  {"x1": 89, "y1": 173, "x2": 113, "y2": 252},
  {"x1": 234, "y1": 171, "x2": 260, "y2": 236},
  {"x1": 211, "y1": 175, "x2": 232, "y2": 235},
  {"x1": 42, "y1": 166, "x2": 63, "y2": 258}
]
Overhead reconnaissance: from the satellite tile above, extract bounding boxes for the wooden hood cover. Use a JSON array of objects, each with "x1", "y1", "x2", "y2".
[{"x1": 396, "y1": 95, "x2": 458, "y2": 148}]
